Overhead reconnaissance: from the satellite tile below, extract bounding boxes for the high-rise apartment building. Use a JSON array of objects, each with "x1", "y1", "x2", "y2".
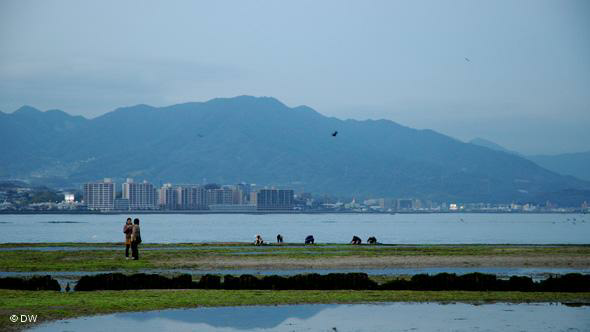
[
  {"x1": 159, "y1": 183, "x2": 178, "y2": 210},
  {"x1": 206, "y1": 187, "x2": 234, "y2": 206},
  {"x1": 83, "y1": 178, "x2": 115, "y2": 211},
  {"x1": 122, "y1": 178, "x2": 157, "y2": 210},
  {"x1": 256, "y1": 189, "x2": 294, "y2": 210},
  {"x1": 177, "y1": 185, "x2": 207, "y2": 210},
  {"x1": 236, "y1": 183, "x2": 254, "y2": 203}
]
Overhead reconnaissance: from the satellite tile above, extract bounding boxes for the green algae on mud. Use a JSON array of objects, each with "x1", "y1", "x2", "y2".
[{"x1": 1, "y1": 243, "x2": 589, "y2": 272}]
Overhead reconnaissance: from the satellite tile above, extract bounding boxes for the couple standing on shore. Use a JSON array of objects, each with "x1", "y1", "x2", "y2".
[{"x1": 123, "y1": 218, "x2": 141, "y2": 260}]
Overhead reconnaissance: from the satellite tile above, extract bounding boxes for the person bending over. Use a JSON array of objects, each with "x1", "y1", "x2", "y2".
[
  {"x1": 350, "y1": 235, "x2": 362, "y2": 245},
  {"x1": 255, "y1": 234, "x2": 264, "y2": 246}
]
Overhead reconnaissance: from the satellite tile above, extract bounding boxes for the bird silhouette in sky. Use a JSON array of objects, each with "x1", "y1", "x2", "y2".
[
  {"x1": 332, "y1": 131, "x2": 338, "y2": 137},
  {"x1": 464, "y1": 57, "x2": 471, "y2": 62},
  {"x1": 197, "y1": 134, "x2": 204, "y2": 138}
]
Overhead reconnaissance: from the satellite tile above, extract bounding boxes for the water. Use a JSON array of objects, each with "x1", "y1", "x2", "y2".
[
  {"x1": 0, "y1": 213, "x2": 588, "y2": 244},
  {"x1": 3, "y1": 267, "x2": 588, "y2": 279},
  {"x1": 28, "y1": 303, "x2": 590, "y2": 331}
]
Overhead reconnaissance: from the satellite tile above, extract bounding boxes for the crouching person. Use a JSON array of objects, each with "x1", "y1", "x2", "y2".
[
  {"x1": 350, "y1": 235, "x2": 362, "y2": 245},
  {"x1": 255, "y1": 234, "x2": 264, "y2": 246}
]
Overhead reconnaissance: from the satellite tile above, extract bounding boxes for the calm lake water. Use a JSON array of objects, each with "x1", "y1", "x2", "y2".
[
  {"x1": 28, "y1": 303, "x2": 590, "y2": 332},
  {"x1": 1, "y1": 213, "x2": 589, "y2": 244}
]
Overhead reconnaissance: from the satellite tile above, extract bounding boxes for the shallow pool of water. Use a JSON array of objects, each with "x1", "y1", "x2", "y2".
[
  {"x1": 28, "y1": 302, "x2": 590, "y2": 332},
  {"x1": 3, "y1": 267, "x2": 588, "y2": 280}
]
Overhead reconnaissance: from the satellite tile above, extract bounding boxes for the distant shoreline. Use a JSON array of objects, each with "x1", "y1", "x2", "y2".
[{"x1": 0, "y1": 210, "x2": 586, "y2": 215}]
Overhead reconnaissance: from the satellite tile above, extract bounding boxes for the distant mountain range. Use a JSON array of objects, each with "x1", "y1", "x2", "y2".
[
  {"x1": 528, "y1": 152, "x2": 590, "y2": 182},
  {"x1": 469, "y1": 138, "x2": 590, "y2": 182},
  {"x1": 468, "y1": 138, "x2": 520, "y2": 156},
  {"x1": 1, "y1": 96, "x2": 589, "y2": 203}
]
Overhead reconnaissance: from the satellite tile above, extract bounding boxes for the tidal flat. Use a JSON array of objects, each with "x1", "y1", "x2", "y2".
[
  {"x1": 2, "y1": 243, "x2": 589, "y2": 331},
  {"x1": 1, "y1": 243, "x2": 589, "y2": 272}
]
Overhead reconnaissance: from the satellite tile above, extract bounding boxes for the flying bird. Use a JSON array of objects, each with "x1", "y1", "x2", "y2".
[
  {"x1": 197, "y1": 134, "x2": 204, "y2": 138},
  {"x1": 464, "y1": 57, "x2": 471, "y2": 62},
  {"x1": 332, "y1": 131, "x2": 338, "y2": 137}
]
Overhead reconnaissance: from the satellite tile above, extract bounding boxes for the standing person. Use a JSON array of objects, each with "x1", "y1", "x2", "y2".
[
  {"x1": 123, "y1": 218, "x2": 133, "y2": 259},
  {"x1": 131, "y1": 218, "x2": 142, "y2": 260}
]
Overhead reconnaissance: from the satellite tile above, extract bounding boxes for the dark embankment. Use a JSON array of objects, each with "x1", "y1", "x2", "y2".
[
  {"x1": 3, "y1": 273, "x2": 588, "y2": 292},
  {"x1": 75, "y1": 273, "x2": 194, "y2": 291},
  {"x1": 74, "y1": 273, "x2": 375, "y2": 291},
  {"x1": 0, "y1": 275, "x2": 60, "y2": 291},
  {"x1": 380, "y1": 273, "x2": 590, "y2": 292}
]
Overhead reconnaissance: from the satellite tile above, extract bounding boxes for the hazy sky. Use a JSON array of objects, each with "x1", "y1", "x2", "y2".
[{"x1": 1, "y1": 0, "x2": 589, "y2": 155}]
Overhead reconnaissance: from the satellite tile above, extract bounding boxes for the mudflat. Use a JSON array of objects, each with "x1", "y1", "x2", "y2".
[
  {"x1": 1, "y1": 243, "x2": 588, "y2": 272},
  {"x1": 185, "y1": 254, "x2": 590, "y2": 270}
]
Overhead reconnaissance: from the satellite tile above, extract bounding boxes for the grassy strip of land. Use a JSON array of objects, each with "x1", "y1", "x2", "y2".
[
  {"x1": 2, "y1": 242, "x2": 589, "y2": 250},
  {"x1": 1, "y1": 244, "x2": 589, "y2": 272},
  {"x1": 1, "y1": 289, "x2": 589, "y2": 331}
]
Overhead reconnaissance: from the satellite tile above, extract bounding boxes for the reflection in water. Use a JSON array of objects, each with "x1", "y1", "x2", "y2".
[
  {"x1": 29, "y1": 302, "x2": 590, "y2": 332},
  {"x1": 3, "y1": 267, "x2": 589, "y2": 279},
  {"x1": 124, "y1": 305, "x2": 321, "y2": 330}
]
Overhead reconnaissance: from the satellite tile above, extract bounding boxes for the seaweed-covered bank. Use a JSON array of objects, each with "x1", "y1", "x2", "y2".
[{"x1": 2, "y1": 272, "x2": 590, "y2": 292}]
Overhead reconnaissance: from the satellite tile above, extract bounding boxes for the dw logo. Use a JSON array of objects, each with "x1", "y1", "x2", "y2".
[{"x1": 9, "y1": 314, "x2": 38, "y2": 323}]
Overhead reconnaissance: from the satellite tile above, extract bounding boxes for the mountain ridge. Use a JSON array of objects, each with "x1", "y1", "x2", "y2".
[
  {"x1": 469, "y1": 137, "x2": 519, "y2": 155},
  {"x1": 528, "y1": 151, "x2": 590, "y2": 182},
  {"x1": 469, "y1": 137, "x2": 590, "y2": 182},
  {"x1": 1, "y1": 96, "x2": 588, "y2": 203}
]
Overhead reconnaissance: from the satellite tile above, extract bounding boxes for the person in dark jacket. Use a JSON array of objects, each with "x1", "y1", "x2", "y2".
[
  {"x1": 123, "y1": 217, "x2": 133, "y2": 259},
  {"x1": 305, "y1": 235, "x2": 315, "y2": 245},
  {"x1": 350, "y1": 235, "x2": 362, "y2": 245},
  {"x1": 131, "y1": 218, "x2": 141, "y2": 260}
]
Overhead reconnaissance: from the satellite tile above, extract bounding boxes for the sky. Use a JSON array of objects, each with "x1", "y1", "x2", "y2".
[{"x1": 1, "y1": 0, "x2": 589, "y2": 155}]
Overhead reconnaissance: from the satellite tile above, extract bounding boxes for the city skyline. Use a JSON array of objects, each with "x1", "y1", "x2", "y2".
[
  {"x1": 82, "y1": 177, "x2": 296, "y2": 212},
  {"x1": 2, "y1": 177, "x2": 570, "y2": 212}
]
